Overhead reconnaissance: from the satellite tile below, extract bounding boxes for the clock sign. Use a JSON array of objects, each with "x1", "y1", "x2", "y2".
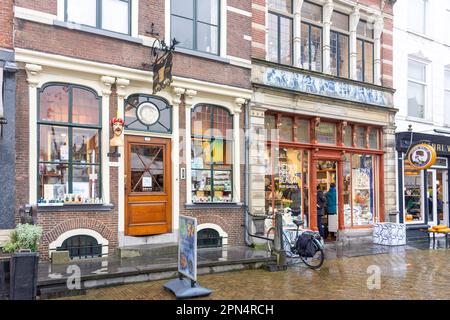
[{"x1": 137, "y1": 102, "x2": 160, "y2": 126}]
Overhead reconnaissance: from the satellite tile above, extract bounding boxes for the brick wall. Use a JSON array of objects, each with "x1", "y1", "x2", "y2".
[{"x1": 0, "y1": 0, "x2": 14, "y2": 49}]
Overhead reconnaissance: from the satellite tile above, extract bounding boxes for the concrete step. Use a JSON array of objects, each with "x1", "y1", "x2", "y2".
[{"x1": 116, "y1": 242, "x2": 178, "y2": 259}]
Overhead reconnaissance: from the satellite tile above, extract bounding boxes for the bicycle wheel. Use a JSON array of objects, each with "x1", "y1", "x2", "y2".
[
  {"x1": 300, "y1": 239, "x2": 325, "y2": 269},
  {"x1": 266, "y1": 227, "x2": 276, "y2": 253}
]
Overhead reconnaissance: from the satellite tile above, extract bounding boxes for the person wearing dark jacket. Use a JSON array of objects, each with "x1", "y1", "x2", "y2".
[{"x1": 316, "y1": 185, "x2": 327, "y2": 238}]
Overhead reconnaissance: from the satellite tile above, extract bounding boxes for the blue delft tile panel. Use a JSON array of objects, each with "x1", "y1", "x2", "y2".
[{"x1": 264, "y1": 67, "x2": 388, "y2": 107}]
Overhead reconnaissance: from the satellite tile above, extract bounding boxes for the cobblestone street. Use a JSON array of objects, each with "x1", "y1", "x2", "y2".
[{"x1": 61, "y1": 249, "x2": 450, "y2": 300}]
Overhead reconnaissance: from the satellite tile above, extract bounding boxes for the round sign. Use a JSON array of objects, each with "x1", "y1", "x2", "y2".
[
  {"x1": 407, "y1": 143, "x2": 437, "y2": 170},
  {"x1": 136, "y1": 102, "x2": 160, "y2": 126}
]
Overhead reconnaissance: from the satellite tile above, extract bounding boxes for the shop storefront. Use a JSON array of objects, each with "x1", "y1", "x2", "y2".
[
  {"x1": 264, "y1": 112, "x2": 384, "y2": 238},
  {"x1": 248, "y1": 60, "x2": 397, "y2": 243},
  {"x1": 396, "y1": 132, "x2": 450, "y2": 240}
]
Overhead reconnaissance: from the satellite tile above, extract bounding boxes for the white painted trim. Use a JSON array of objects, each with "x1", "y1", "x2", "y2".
[
  {"x1": 220, "y1": 0, "x2": 228, "y2": 58},
  {"x1": 28, "y1": 85, "x2": 38, "y2": 204},
  {"x1": 243, "y1": 35, "x2": 252, "y2": 41},
  {"x1": 227, "y1": 55, "x2": 252, "y2": 69},
  {"x1": 48, "y1": 228, "x2": 109, "y2": 257},
  {"x1": 131, "y1": 0, "x2": 139, "y2": 38},
  {"x1": 198, "y1": 223, "x2": 229, "y2": 246},
  {"x1": 227, "y1": 6, "x2": 252, "y2": 17},
  {"x1": 14, "y1": 6, "x2": 57, "y2": 25},
  {"x1": 233, "y1": 112, "x2": 241, "y2": 203},
  {"x1": 15, "y1": 48, "x2": 252, "y2": 99},
  {"x1": 185, "y1": 100, "x2": 192, "y2": 204},
  {"x1": 57, "y1": 0, "x2": 64, "y2": 21}
]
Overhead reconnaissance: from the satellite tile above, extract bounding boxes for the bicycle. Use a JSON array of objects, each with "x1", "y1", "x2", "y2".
[{"x1": 266, "y1": 212, "x2": 325, "y2": 269}]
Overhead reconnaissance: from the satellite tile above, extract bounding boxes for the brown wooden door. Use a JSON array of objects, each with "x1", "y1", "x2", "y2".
[{"x1": 125, "y1": 135, "x2": 172, "y2": 236}]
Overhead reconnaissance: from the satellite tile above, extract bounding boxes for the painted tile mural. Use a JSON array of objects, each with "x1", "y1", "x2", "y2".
[{"x1": 264, "y1": 67, "x2": 389, "y2": 107}]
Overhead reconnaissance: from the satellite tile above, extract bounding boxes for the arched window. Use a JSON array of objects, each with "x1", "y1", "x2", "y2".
[
  {"x1": 38, "y1": 83, "x2": 102, "y2": 204},
  {"x1": 197, "y1": 228, "x2": 222, "y2": 248},
  {"x1": 191, "y1": 105, "x2": 233, "y2": 203},
  {"x1": 57, "y1": 235, "x2": 102, "y2": 259}
]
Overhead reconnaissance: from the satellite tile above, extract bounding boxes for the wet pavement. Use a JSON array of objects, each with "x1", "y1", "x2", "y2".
[{"x1": 59, "y1": 241, "x2": 450, "y2": 300}]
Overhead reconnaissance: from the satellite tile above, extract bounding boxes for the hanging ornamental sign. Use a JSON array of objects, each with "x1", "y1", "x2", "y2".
[
  {"x1": 150, "y1": 36, "x2": 179, "y2": 95},
  {"x1": 407, "y1": 143, "x2": 437, "y2": 170}
]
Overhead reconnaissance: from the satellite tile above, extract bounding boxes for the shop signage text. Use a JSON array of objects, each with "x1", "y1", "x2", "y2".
[{"x1": 263, "y1": 67, "x2": 389, "y2": 107}]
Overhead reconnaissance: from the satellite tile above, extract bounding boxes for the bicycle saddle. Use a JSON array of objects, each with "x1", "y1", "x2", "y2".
[{"x1": 293, "y1": 219, "x2": 304, "y2": 227}]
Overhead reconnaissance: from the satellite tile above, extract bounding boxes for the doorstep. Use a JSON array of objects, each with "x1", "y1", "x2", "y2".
[{"x1": 37, "y1": 246, "x2": 275, "y2": 299}]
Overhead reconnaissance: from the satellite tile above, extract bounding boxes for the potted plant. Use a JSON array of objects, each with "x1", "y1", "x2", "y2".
[{"x1": 2, "y1": 224, "x2": 43, "y2": 300}]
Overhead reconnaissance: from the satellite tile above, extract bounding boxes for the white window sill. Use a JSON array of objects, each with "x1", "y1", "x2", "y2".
[
  {"x1": 404, "y1": 116, "x2": 434, "y2": 125},
  {"x1": 175, "y1": 47, "x2": 230, "y2": 64},
  {"x1": 53, "y1": 20, "x2": 143, "y2": 44},
  {"x1": 406, "y1": 30, "x2": 434, "y2": 42}
]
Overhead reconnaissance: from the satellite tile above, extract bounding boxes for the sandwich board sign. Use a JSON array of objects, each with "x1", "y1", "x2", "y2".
[{"x1": 163, "y1": 216, "x2": 212, "y2": 298}]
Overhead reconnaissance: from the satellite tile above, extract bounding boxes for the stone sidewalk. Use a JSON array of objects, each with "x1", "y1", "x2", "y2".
[{"x1": 60, "y1": 244, "x2": 450, "y2": 300}]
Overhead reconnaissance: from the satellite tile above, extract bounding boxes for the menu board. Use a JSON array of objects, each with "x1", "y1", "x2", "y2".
[{"x1": 178, "y1": 216, "x2": 197, "y2": 281}]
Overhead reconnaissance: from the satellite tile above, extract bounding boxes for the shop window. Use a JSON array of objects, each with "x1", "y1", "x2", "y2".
[
  {"x1": 316, "y1": 122, "x2": 336, "y2": 145},
  {"x1": 343, "y1": 125, "x2": 353, "y2": 147},
  {"x1": 343, "y1": 154, "x2": 352, "y2": 226},
  {"x1": 351, "y1": 154, "x2": 376, "y2": 225},
  {"x1": 265, "y1": 114, "x2": 277, "y2": 141},
  {"x1": 265, "y1": 147, "x2": 310, "y2": 226},
  {"x1": 356, "y1": 126, "x2": 366, "y2": 148},
  {"x1": 268, "y1": 0, "x2": 293, "y2": 65},
  {"x1": 191, "y1": 105, "x2": 233, "y2": 203},
  {"x1": 330, "y1": 11, "x2": 349, "y2": 78},
  {"x1": 301, "y1": 1, "x2": 322, "y2": 72},
  {"x1": 408, "y1": 59, "x2": 426, "y2": 119},
  {"x1": 197, "y1": 228, "x2": 222, "y2": 248},
  {"x1": 368, "y1": 128, "x2": 379, "y2": 149},
  {"x1": 38, "y1": 84, "x2": 101, "y2": 204},
  {"x1": 57, "y1": 235, "x2": 102, "y2": 259},
  {"x1": 279, "y1": 116, "x2": 293, "y2": 141},
  {"x1": 295, "y1": 119, "x2": 310, "y2": 143},
  {"x1": 171, "y1": 0, "x2": 220, "y2": 55},
  {"x1": 404, "y1": 158, "x2": 423, "y2": 223},
  {"x1": 124, "y1": 94, "x2": 172, "y2": 133},
  {"x1": 66, "y1": 0, "x2": 131, "y2": 35},
  {"x1": 356, "y1": 20, "x2": 374, "y2": 83}
]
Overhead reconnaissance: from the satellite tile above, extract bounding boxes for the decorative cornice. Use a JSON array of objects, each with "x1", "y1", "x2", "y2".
[
  {"x1": 25, "y1": 64, "x2": 42, "y2": 87},
  {"x1": 116, "y1": 78, "x2": 130, "y2": 99},
  {"x1": 172, "y1": 87, "x2": 185, "y2": 106}
]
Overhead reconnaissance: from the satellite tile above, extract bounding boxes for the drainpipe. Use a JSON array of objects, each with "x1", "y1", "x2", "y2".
[{"x1": 244, "y1": 100, "x2": 253, "y2": 246}]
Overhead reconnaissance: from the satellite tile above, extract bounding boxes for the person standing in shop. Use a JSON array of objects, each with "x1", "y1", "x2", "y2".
[
  {"x1": 326, "y1": 183, "x2": 337, "y2": 240},
  {"x1": 316, "y1": 185, "x2": 327, "y2": 238}
]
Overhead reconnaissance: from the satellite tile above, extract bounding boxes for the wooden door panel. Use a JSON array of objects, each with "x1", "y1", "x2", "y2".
[
  {"x1": 125, "y1": 135, "x2": 172, "y2": 236},
  {"x1": 128, "y1": 203, "x2": 167, "y2": 224}
]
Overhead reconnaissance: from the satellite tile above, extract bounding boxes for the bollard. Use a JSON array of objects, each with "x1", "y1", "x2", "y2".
[{"x1": 274, "y1": 212, "x2": 287, "y2": 266}]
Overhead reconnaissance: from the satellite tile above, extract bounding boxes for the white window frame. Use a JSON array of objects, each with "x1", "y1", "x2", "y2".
[
  {"x1": 165, "y1": 0, "x2": 227, "y2": 58},
  {"x1": 403, "y1": 154, "x2": 425, "y2": 225},
  {"x1": 444, "y1": 68, "x2": 450, "y2": 126},
  {"x1": 407, "y1": 58, "x2": 427, "y2": 120},
  {"x1": 57, "y1": 0, "x2": 138, "y2": 37},
  {"x1": 408, "y1": 0, "x2": 427, "y2": 35}
]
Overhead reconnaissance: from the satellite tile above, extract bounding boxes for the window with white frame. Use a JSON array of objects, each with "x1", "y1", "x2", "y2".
[
  {"x1": 408, "y1": 0, "x2": 426, "y2": 34},
  {"x1": 65, "y1": 0, "x2": 131, "y2": 35},
  {"x1": 330, "y1": 11, "x2": 349, "y2": 78},
  {"x1": 356, "y1": 20, "x2": 374, "y2": 83},
  {"x1": 171, "y1": 0, "x2": 220, "y2": 55},
  {"x1": 444, "y1": 69, "x2": 450, "y2": 125},
  {"x1": 407, "y1": 60, "x2": 426, "y2": 119},
  {"x1": 300, "y1": 1, "x2": 322, "y2": 72},
  {"x1": 268, "y1": 0, "x2": 293, "y2": 65}
]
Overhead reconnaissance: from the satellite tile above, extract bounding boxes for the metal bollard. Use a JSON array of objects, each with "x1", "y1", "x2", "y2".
[{"x1": 274, "y1": 212, "x2": 287, "y2": 266}]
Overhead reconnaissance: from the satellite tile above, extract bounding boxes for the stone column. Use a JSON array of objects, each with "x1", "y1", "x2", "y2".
[
  {"x1": 233, "y1": 98, "x2": 245, "y2": 203},
  {"x1": 374, "y1": 15, "x2": 384, "y2": 86},
  {"x1": 322, "y1": 0, "x2": 334, "y2": 74},
  {"x1": 171, "y1": 87, "x2": 185, "y2": 231},
  {"x1": 100, "y1": 76, "x2": 115, "y2": 204},
  {"x1": 248, "y1": 105, "x2": 268, "y2": 240},
  {"x1": 293, "y1": 0, "x2": 304, "y2": 67},
  {"x1": 383, "y1": 119, "x2": 398, "y2": 222},
  {"x1": 349, "y1": 7, "x2": 360, "y2": 80},
  {"x1": 25, "y1": 64, "x2": 42, "y2": 204},
  {"x1": 115, "y1": 78, "x2": 129, "y2": 235},
  {"x1": 184, "y1": 89, "x2": 197, "y2": 204}
]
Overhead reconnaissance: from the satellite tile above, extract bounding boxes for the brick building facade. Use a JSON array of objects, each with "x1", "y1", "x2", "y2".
[{"x1": 12, "y1": 0, "x2": 252, "y2": 259}]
